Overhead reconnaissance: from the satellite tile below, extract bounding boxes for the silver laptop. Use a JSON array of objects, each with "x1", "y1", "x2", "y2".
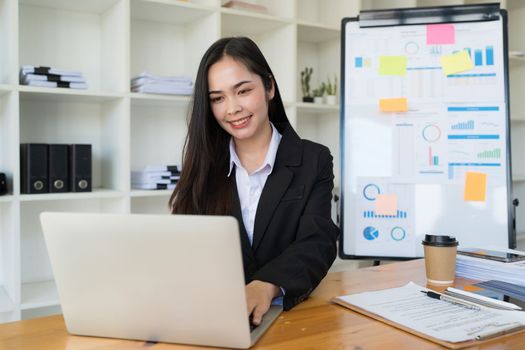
[{"x1": 40, "y1": 212, "x2": 282, "y2": 349}]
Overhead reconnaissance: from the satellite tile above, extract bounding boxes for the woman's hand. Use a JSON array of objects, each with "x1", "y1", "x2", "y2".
[{"x1": 245, "y1": 280, "x2": 280, "y2": 326}]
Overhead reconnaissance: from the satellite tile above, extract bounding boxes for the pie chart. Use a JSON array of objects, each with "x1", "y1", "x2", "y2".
[
  {"x1": 363, "y1": 184, "x2": 381, "y2": 201},
  {"x1": 391, "y1": 226, "x2": 406, "y2": 241},
  {"x1": 363, "y1": 226, "x2": 379, "y2": 240}
]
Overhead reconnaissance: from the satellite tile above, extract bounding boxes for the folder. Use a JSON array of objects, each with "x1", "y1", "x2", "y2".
[
  {"x1": 20, "y1": 143, "x2": 49, "y2": 194},
  {"x1": 69, "y1": 144, "x2": 92, "y2": 192},
  {"x1": 48, "y1": 144, "x2": 69, "y2": 193}
]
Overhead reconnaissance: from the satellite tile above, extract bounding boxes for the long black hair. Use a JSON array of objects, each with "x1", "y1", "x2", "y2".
[{"x1": 170, "y1": 37, "x2": 290, "y2": 215}]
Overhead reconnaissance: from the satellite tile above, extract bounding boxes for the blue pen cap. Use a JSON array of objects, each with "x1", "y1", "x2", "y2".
[{"x1": 422, "y1": 234, "x2": 458, "y2": 247}]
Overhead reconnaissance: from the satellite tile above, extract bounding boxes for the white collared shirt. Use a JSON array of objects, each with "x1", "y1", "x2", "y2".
[{"x1": 228, "y1": 123, "x2": 282, "y2": 245}]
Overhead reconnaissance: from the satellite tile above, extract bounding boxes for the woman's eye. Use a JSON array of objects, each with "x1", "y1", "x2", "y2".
[
  {"x1": 239, "y1": 88, "x2": 252, "y2": 95},
  {"x1": 210, "y1": 96, "x2": 223, "y2": 103}
]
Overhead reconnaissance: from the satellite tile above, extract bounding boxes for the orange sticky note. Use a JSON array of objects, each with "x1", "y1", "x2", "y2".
[
  {"x1": 375, "y1": 194, "x2": 398, "y2": 216},
  {"x1": 464, "y1": 172, "x2": 487, "y2": 202},
  {"x1": 463, "y1": 285, "x2": 483, "y2": 292},
  {"x1": 379, "y1": 98, "x2": 408, "y2": 113},
  {"x1": 440, "y1": 50, "x2": 473, "y2": 76}
]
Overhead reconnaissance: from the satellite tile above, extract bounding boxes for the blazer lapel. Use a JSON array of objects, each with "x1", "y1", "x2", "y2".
[{"x1": 252, "y1": 124, "x2": 302, "y2": 252}]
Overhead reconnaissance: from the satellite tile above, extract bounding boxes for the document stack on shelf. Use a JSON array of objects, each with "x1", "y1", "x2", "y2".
[
  {"x1": 456, "y1": 248, "x2": 525, "y2": 286},
  {"x1": 130, "y1": 72, "x2": 193, "y2": 95},
  {"x1": 131, "y1": 165, "x2": 181, "y2": 190},
  {"x1": 20, "y1": 65, "x2": 88, "y2": 89},
  {"x1": 222, "y1": 0, "x2": 268, "y2": 13}
]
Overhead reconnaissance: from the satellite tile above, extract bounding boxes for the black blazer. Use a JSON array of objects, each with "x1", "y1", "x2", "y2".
[{"x1": 232, "y1": 122, "x2": 339, "y2": 310}]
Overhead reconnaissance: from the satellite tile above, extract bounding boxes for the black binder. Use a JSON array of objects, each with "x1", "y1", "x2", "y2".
[
  {"x1": 69, "y1": 144, "x2": 92, "y2": 192},
  {"x1": 0, "y1": 172, "x2": 7, "y2": 195},
  {"x1": 20, "y1": 143, "x2": 48, "y2": 194},
  {"x1": 48, "y1": 144, "x2": 69, "y2": 193}
]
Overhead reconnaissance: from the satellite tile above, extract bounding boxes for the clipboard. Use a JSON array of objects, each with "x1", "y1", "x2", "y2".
[{"x1": 332, "y1": 296, "x2": 525, "y2": 349}]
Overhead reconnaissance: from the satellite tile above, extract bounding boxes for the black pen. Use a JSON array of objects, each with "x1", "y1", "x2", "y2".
[{"x1": 421, "y1": 290, "x2": 481, "y2": 310}]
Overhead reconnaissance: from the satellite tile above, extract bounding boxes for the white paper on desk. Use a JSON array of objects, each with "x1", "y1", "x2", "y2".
[{"x1": 335, "y1": 282, "x2": 525, "y2": 343}]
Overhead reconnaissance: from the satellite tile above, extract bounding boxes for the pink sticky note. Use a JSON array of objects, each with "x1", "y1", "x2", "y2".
[
  {"x1": 374, "y1": 194, "x2": 398, "y2": 216},
  {"x1": 426, "y1": 24, "x2": 455, "y2": 45}
]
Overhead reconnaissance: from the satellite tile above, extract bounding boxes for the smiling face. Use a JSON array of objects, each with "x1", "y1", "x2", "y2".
[{"x1": 208, "y1": 56, "x2": 274, "y2": 143}]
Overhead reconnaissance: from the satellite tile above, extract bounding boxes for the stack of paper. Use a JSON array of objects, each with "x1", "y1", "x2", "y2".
[
  {"x1": 222, "y1": 0, "x2": 268, "y2": 13},
  {"x1": 131, "y1": 165, "x2": 181, "y2": 190},
  {"x1": 333, "y1": 282, "x2": 525, "y2": 345},
  {"x1": 131, "y1": 72, "x2": 193, "y2": 95},
  {"x1": 476, "y1": 280, "x2": 525, "y2": 302},
  {"x1": 456, "y1": 251, "x2": 525, "y2": 286},
  {"x1": 20, "y1": 65, "x2": 88, "y2": 89}
]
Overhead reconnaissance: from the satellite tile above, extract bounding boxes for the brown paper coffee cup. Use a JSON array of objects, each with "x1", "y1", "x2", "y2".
[{"x1": 422, "y1": 235, "x2": 458, "y2": 285}]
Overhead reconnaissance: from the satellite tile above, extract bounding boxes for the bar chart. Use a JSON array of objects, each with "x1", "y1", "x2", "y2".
[
  {"x1": 451, "y1": 120, "x2": 475, "y2": 130},
  {"x1": 428, "y1": 146, "x2": 439, "y2": 166},
  {"x1": 477, "y1": 148, "x2": 501, "y2": 159},
  {"x1": 363, "y1": 210, "x2": 408, "y2": 219},
  {"x1": 462, "y1": 46, "x2": 494, "y2": 66}
]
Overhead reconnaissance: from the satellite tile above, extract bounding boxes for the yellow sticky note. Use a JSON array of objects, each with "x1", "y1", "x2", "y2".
[
  {"x1": 440, "y1": 50, "x2": 474, "y2": 76},
  {"x1": 464, "y1": 171, "x2": 487, "y2": 202},
  {"x1": 379, "y1": 98, "x2": 408, "y2": 113},
  {"x1": 375, "y1": 194, "x2": 398, "y2": 216},
  {"x1": 379, "y1": 56, "x2": 407, "y2": 76}
]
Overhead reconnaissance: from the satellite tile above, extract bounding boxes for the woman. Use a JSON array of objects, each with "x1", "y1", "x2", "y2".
[{"x1": 169, "y1": 37, "x2": 339, "y2": 325}]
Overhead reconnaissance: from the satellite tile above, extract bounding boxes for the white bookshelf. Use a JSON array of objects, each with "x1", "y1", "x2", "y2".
[
  {"x1": 1, "y1": 0, "x2": 524, "y2": 323},
  {"x1": 0, "y1": 0, "x2": 346, "y2": 322},
  {"x1": 20, "y1": 280, "x2": 59, "y2": 310}
]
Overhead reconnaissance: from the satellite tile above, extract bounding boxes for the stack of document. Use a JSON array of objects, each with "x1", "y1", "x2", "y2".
[
  {"x1": 476, "y1": 280, "x2": 525, "y2": 302},
  {"x1": 222, "y1": 0, "x2": 268, "y2": 13},
  {"x1": 131, "y1": 165, "x2": 181, "y2": 190},
  {"x1": 131, "y1": 72, "x2": 193, "y2": 95},
  {"x1": 333, "y1": 282, "x2": 525, "y2": 345},
  {"x1": 20, "y1": 65, "x2": 88, "y2": 89},
  {"x1": 456, "y1": 251, "x2": 525, "y2": 286}
]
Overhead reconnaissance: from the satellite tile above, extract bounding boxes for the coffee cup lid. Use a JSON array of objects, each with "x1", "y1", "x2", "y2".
[{"x1": 422, "y1": 234, "x2": 458, "y2": 247}]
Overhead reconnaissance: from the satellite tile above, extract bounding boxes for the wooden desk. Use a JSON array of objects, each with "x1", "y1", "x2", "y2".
[{"x1": 1, "y1": 259, "x2": 524, "y2": 350}]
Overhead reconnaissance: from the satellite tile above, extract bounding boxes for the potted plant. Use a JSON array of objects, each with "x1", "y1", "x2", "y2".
[
  {"x1": 300, "y1": 67, "x2": 313, "y2": 102},
  {"x1": 324, "y1": 75, "x2": 337, "y2": 105},
  {"x1": 313, "y1": 84, "x2": 325, "y2": 104}
]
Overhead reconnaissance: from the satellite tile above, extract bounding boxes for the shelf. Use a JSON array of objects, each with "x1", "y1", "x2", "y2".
[
  {"x1": 0, "y1": 195, "x2": 14, "y2": 203},
  {"x1": 0, "y1": 85, "x2": 12, "y2": 95},
  {"x1": 509, "y1": 54, "x2": 525, "y2": 62},
  {"x1": 297, "y1": 21, "x2": 340, "y2": 43},
  {"x1": 130, "y1": 189, "x2": 173, "y2": 198},
  {"x1": 130, "y1": 92, "x2": 191, "y2": 108},
  {"x1": 19, "y1": 0, "x2": 120, "y2": 14},
  {"x1": 19, "y1": 189, "x2": 125, "y2": 202},
  {"x1": 21, "y1": 280, "x2": 59, "y2": 310},
  {"x1": 131, "y1": 0, "x2": 216, "y2": 25},
  {"x1": 19, "y1": 86, "x2": 124, "y2": 103},
  {"x1": 221, "y1": 8, "x2": 292, "y2": 36},
  {"x1": 507, "y1": 0, "x2": 525, "y2": 11},
  {"x1": 513, "y1": 174, "x2": 525, "y2": 183},
  {"x1": 0, "y1": 286, "x2": 15, "y2": 313},
  {"x1": 295, "y1": 102, "x2": 339, "y2": 114}
]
